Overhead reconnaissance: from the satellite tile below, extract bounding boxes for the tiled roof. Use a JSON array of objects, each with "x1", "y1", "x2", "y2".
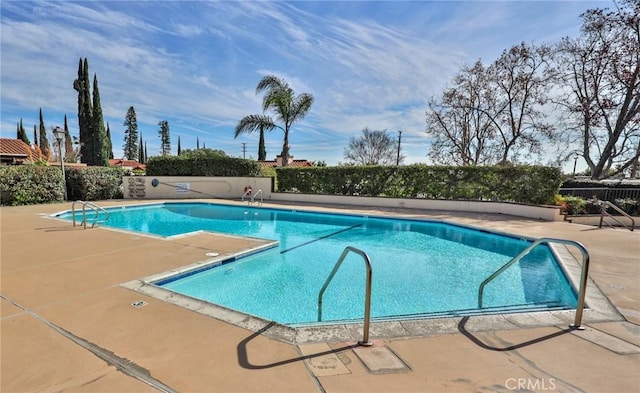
[
  {"x1": 0, "y1": 138, "x2": 31, "y2": 157},
  {"x1": 259, "y1": 159, "x2": 314, "y2": 168},
  {"x1": 109, "y1": 159, "x2": 146, "y2": 170}
]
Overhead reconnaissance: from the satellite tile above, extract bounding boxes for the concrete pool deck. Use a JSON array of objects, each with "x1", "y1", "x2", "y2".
[{"x1": 1, "y1": 199, "x2": 639, "y2": 392}]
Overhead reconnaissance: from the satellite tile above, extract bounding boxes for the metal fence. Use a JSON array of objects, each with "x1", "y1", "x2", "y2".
[{"x1": 559, "y1": 187, "x2": 640, "y2": 201}]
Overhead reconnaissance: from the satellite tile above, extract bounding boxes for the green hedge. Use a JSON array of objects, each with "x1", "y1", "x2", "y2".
[
  {"x1": 0, "y1": 166, "x2": 64, "y2": 205},
  {"x1": 275, "y1": 165, "x2": 562, "y2": 205},
  {"x1": 66, "y1": 167, "x2": 124, "y2": 201},
  {"x1": 0, "y1": 165, "x2": 124, "y2": 206},
  {"x1": 1, "y1": 162, "x2": 562, "y2": 206},
  {"x1": 146, "y1": 156, "x2": 261, "y2": 177}
]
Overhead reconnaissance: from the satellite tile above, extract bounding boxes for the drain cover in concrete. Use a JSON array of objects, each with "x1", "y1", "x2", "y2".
[
  {"x1": 299, "y1": 343, "x2": 351, "y2": 377},
  {"x1": 352, "y1": 344, "x2": 411, "y2": 374}
]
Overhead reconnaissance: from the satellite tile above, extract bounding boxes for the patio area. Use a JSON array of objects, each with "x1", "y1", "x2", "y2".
[{"x1": 1, "y1": 200, "x2": 639, "y2": 392}]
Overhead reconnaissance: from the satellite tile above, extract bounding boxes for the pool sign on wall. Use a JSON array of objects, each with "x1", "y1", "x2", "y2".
[
  {"x1": 127, "y1": 177, "x2": 145, "y2": 198},
  {"x1": 175, "y1": 183, "x2": 191, "y2": 194}
]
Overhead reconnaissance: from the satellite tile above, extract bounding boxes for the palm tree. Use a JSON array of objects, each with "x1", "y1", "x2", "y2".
[
  {"x1": 235, "y1": 116, "x2": 273, "y2": 161},
  {"x1": 234, "y1": 75, "x2": 314, "y2": 166}
]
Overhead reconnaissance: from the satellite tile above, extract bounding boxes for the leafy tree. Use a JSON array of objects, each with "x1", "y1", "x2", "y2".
[
  {"x1": 38, "y1": 108, "x2": 50, "y2": 158},
  {"x1": 344, "y1": 128, "x2": 401, "y2": 165},
  {"x1": 158, "y1": 120, "x2": 171, "y2": 156},
  {"x1": 426, "y1": 43, "x2": 554, "y2": 165},
  {"x1": 426, "y1": 61, "x2": 499, "y2": 165},
  {"x1": 554, "y1": 0, "x2": 640, "y2": 179},
  {"x1": 488, "y1": 42, "x2": 555, "y2": 163},
  {"x1": 17, "y1": 118, "x2": 29, "y2": 145},
  {"x1": 235, "y1": 75, "x2": 314, "y2": 166},
  {"x1": 180, "y1": 148, "x2": 227, "y2": 158},
  {"x1": 123, "y1": 106, "x2": 138, "y2": 160}
]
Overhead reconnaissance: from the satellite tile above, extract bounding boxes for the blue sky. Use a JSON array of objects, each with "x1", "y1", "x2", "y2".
[{"x1": 1, "y1": 0, "x2": 608, "y2": 167}]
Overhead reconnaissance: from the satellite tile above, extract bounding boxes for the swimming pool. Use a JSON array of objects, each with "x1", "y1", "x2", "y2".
[{"x1": 57, "y1": 202, "x2": 577, "y2": 325}]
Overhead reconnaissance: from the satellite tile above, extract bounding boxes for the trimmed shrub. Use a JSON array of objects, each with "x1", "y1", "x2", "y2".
[
  {"x1": 276, "y1": 165, "x2": 562, "y2": 205},
  {"x1": 0, "y1": 166, "x2": 64, "y2": 205},
  {"x1": 561, "y1": 196, "x2": 587, "y2": 215},
  {"x1": 0, "y1": 165, "x2": 123, "y2": 205},
  {"x1": 66, "y1": 167, "x2": 124, "y2": 201},
  {"x1": 146, "y1": 156, "x2": 261, "y2": 177}
]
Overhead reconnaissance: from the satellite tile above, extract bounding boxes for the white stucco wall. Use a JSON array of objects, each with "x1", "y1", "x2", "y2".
[
  {"x1": 123, "y1": 176, "x2": 273, "y2": 200},
  {"x1": 122, "y1": 176, "x2": 564, "y2": 221},
  {"x1": 270, "y1": 193, "x2": 565, "y2": 221}
]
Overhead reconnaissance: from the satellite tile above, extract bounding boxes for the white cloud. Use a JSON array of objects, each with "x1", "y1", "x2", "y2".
[{"x1": 1, "y1": 0, "x2": 600, "y2": 164}]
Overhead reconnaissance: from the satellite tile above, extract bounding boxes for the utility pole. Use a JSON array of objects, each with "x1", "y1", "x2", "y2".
[
  {"x1": 396, "y1": 130, "x2": 402, "y2": 166},
  {"x1": 242, "y1": 143, "x2": 247, "y2": 159}
]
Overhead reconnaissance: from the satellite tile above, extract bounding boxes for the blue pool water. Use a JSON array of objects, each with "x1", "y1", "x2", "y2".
[{"x1": 57, "y1": 202, "x2": 577, "y2": 325}]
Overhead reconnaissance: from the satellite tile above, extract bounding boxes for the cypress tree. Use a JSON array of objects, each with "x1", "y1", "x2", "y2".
[
  {"x1": 144, "y1": 142, "x2": 148, "y2": 162},
  {"x1": 38, "y1": 108, "x2": 51, "y2": 158},
  {"x1": 196, "y1": 137, "x2": 200, "y2": 149},
  {"x1": 73, "y1": 58, "x2": 93, "y2": 164},
  {"x1": 158, "y1": 120, "x2": 170, "y2": 156},
  {"x1": 64, "y1": 115, "x2": 74, "y2": 162},
  {"x1": 106, "y1": 123, "x2": 114, "y2": 159},
  {"x1": 91, "y1": 73, "x2": 108, "y2": 165},
  {"x1": 33, "y1": 125, "x2": 38, "y2": 146},
  {"x1": 17, "y1": 118, "x2": 30, "y2": 145},
  {"x1": 258, "y1": 125, "x2": 267, "y2": 161},
  {"x1": 123, "y1": 106, "x2": 138, "y2": 160},
  {"x1": 138, "y1": 133, "x2": 144, "y2": 163},
  {"x1": 177, "y1": 136, "x2": 182, "y2": 156}
]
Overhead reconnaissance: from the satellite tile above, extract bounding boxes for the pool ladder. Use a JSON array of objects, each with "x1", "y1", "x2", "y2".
[
  {"x1": 72, "y1": 200, "x2": 110, "y2": 229},
  {"x1": 318, "y1": 246, "x2": 373, "y2": 346},
  {"x1": 478, "y1": 237, "x2": 590, "y2": 329},
  {"x1": 242, "y1": 188, "x2": 263, "y2": 205},
  {"x1": 251, "y1": 189, "x2": 263, "y2": 205}
]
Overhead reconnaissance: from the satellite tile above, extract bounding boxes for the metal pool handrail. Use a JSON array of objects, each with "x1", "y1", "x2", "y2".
[
  {"x1": 478, "y1": 237, "x2": 590, "y2": 329},
  {"x1": 318, "y1": 246, "x2": 373, "y2": 346},
  {"x1": 251, "y1": 189, "x2": 263, "y2": 205},
  {"x1": 599, "y1": 200, "x2": 635, "y2": 231},
  {"x1": 241, "y1": 189, "x2": 252, "y2": 202},
  {"x1": 72, "y1": 200, "x2": 110, "y2": 229}
]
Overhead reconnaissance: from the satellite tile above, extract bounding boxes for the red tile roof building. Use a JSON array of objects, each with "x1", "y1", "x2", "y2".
[
  {"x1": 258, "y1": 155, "x2": 313, "y2": 168},
  {"x1": 0, "y1": 138, "x2": 37, "y2": 165},
  {"x1": 108, "y1": 159, "x2": 146, "y2": 171}
]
